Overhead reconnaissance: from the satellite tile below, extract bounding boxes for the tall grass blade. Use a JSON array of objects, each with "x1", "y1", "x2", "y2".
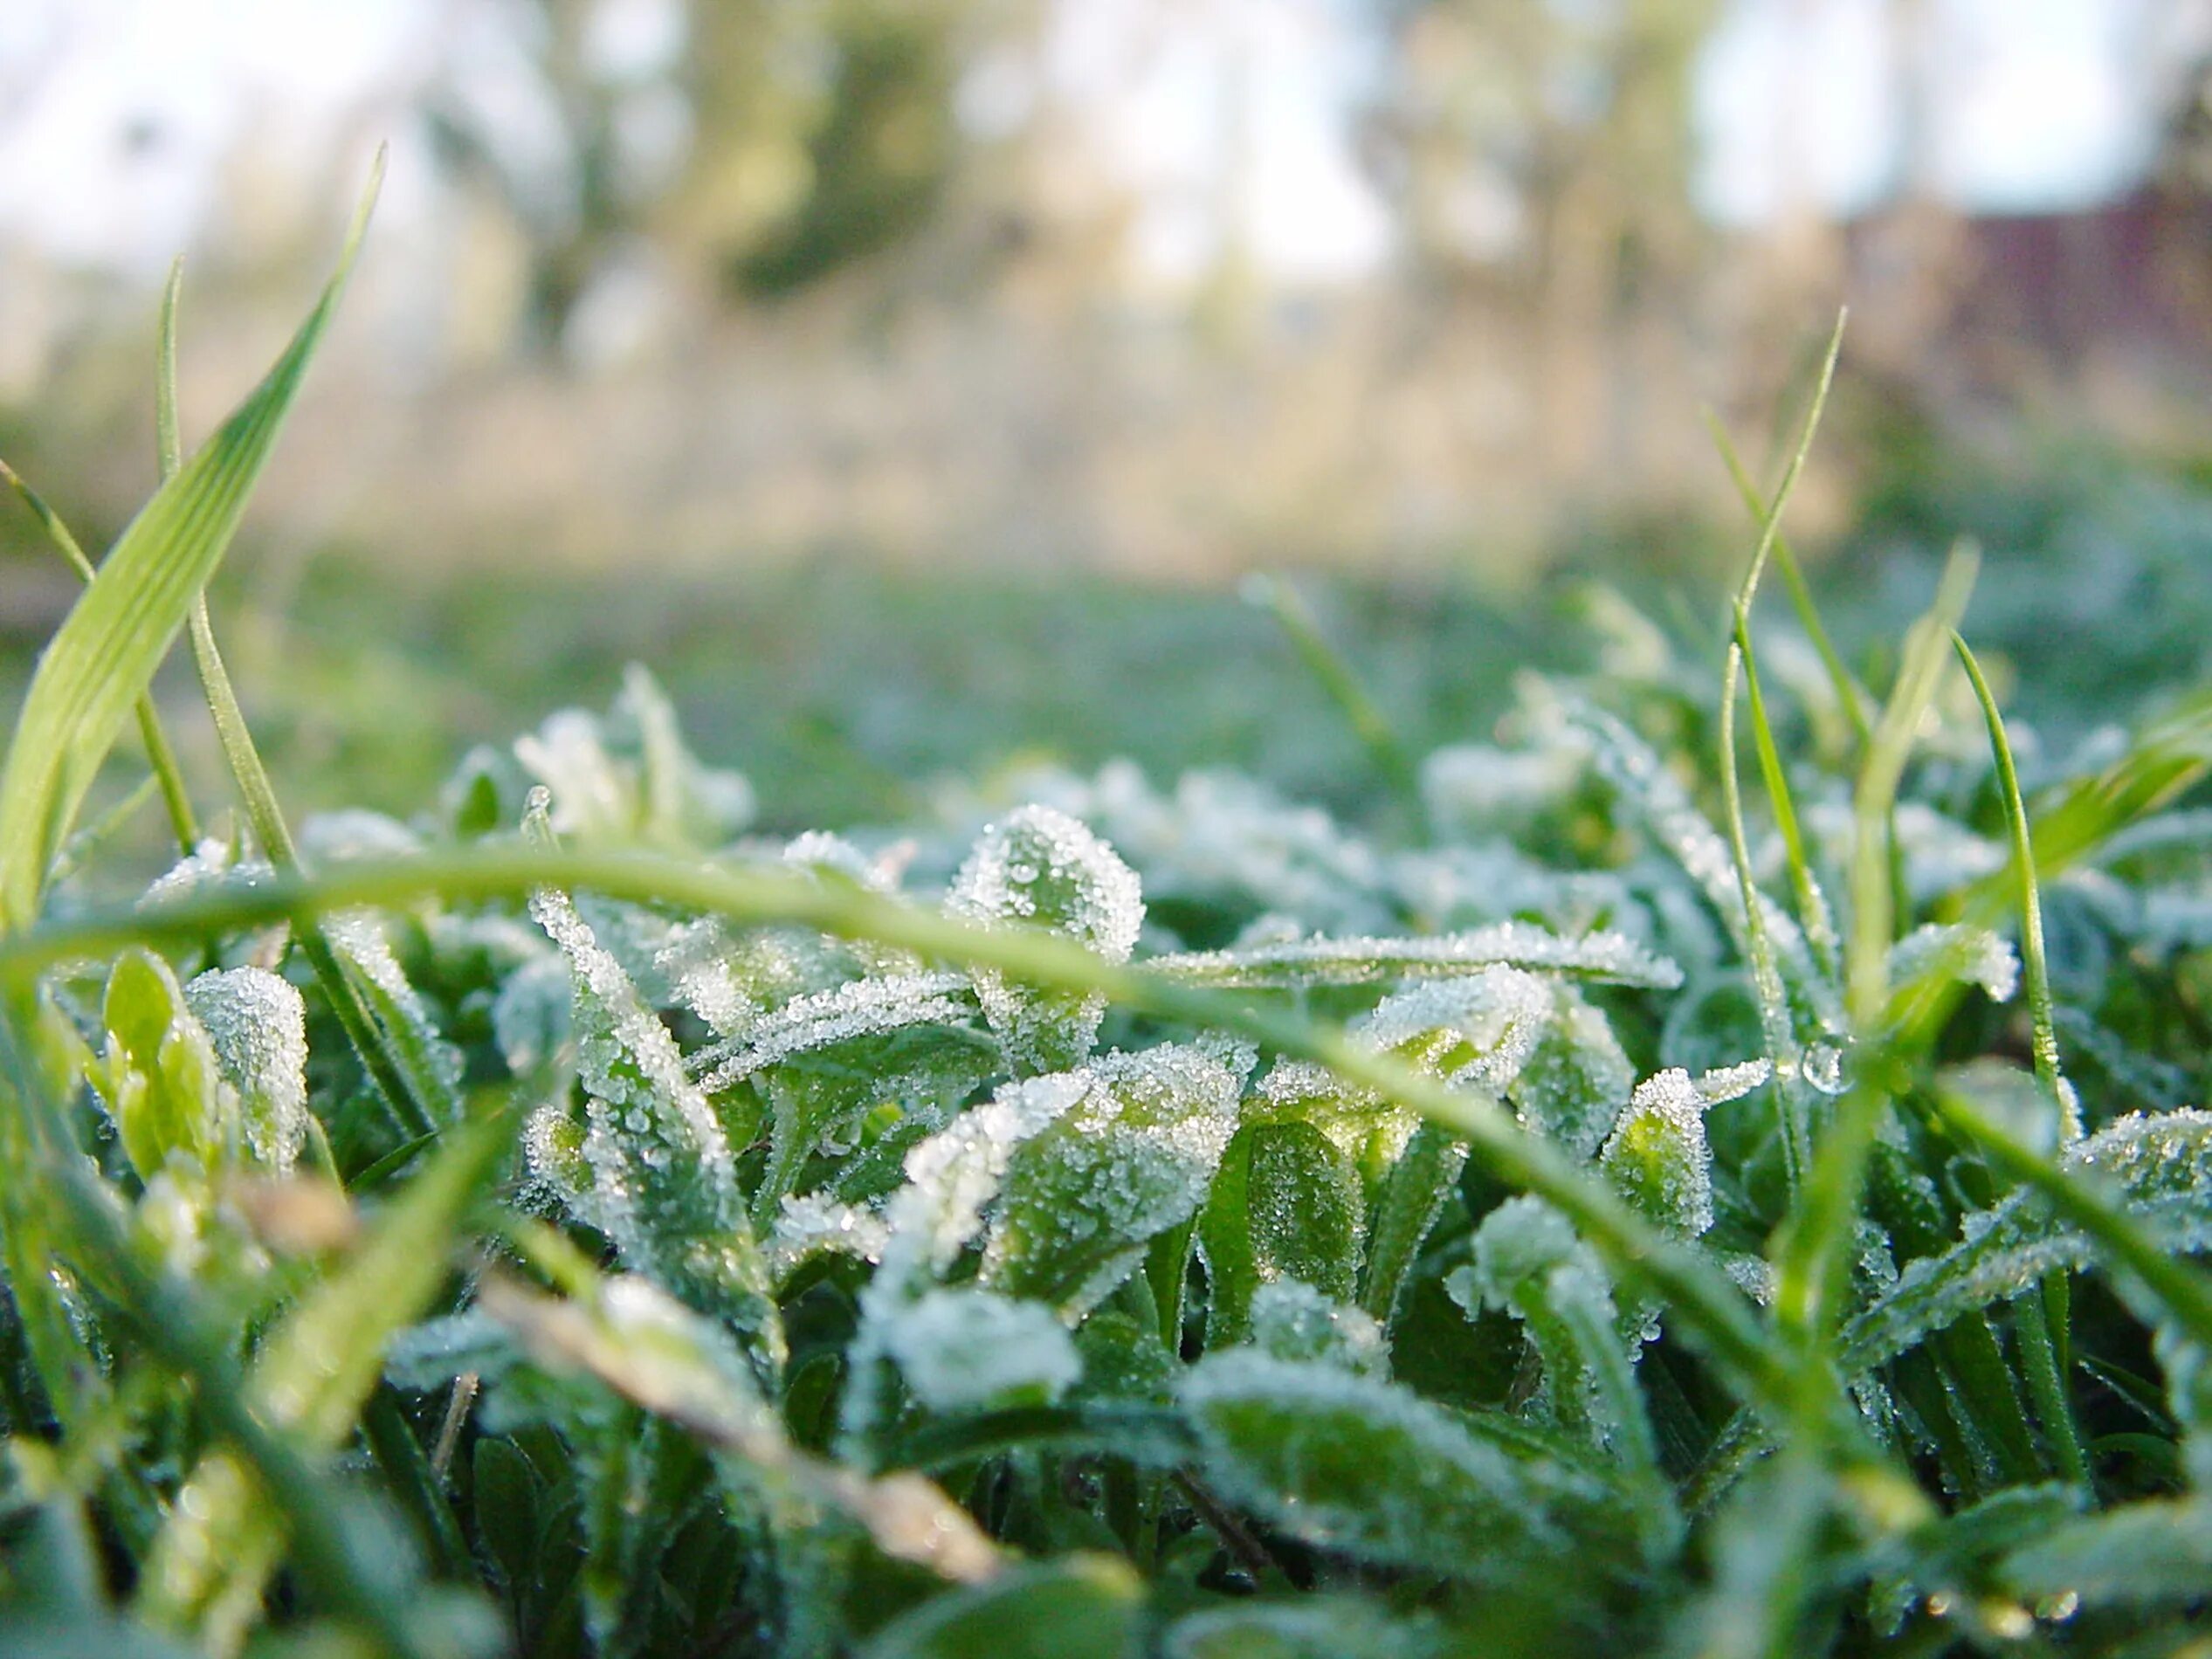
[{"x1": 0, "y1": 149, "x2": 382, "y2": 930}]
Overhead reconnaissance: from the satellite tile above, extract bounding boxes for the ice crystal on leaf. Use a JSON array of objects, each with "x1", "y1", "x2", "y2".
[
  {"x1": 1151, "y1": 921, "x2": 1681, "y2": 992},
  {"x1": 1888, "y1": 923, "x2": 2021, "y2": 1004},
  {"x1": 1246, "y1": 1278, "x2": 1389, "y2": 1376},
  {"x1": 183, "y1": 967, "x2": 309, "y2": 1174},
  {"x1": 1354, "y1": 966, "x2": 1552, "y2": 1092}
]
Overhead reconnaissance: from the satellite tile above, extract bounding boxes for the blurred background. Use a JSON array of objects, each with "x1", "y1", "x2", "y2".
[{"x1": 4, "y1": 0, "x2": 2212, "y2": 826}]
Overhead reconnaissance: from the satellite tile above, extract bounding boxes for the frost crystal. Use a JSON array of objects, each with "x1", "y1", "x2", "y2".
[
  {"x1": 1151, "y1": 921, "x2": 1681, "y2": 992},
  {"x1": 879, "y1": 1287, "x2": 1081, "y2": 1411},
  {"x1": 183, "y1": 967, "x2": 309, "y2": 1174},
  {"x1": 1508, "y1": 984, "x2": 1635, "y2": 1160},
  {"x1": 949, "y1": 804, "x2": 1144, "y2": 1070},
  {"x1": 693, "y1": 972, "x2": 975, "y2": 1092},
  {"x1": 1888, "y1": 923, "x2": 2022, "y2": 1003}
]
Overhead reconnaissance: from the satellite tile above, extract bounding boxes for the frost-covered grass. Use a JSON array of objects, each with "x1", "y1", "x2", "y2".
[{"x1": 6, "y1": 174, "x2": 2212, "y2": 1659}]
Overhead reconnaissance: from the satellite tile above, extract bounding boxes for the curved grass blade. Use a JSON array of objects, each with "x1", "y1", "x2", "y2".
[{"x1": 0, "y1": 148, "x2": 382, "y2": 932}]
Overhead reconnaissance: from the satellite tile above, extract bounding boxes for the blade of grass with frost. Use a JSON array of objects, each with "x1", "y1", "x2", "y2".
[
  {"x1": 0, "y1": 150, "x2": 381, "y2": 932},
  {"x1": 135, "y1": 1107, "x2": 512, "y2": 1651},
  {"x1": 1719, "y1": 642, "x2": 1808, "y2": 1189},
  {"x1": 1734, "y1": 614, "x2": 1838, "y2": 974},
  {"x1": 157, "y1": 248, "x2": 449, "y2": 1143},
  {"x1": 1775, "y1": 544, "x2": 1977, "y2": 1353},
  {"x1": 1246, "y1": 573, "x2": 1419, "y2": 804},
  {"x1": 0, "y1": 844, "x2": 1803, "y2": 1415},
  {"x1": 1728, "y1": 309, "x2": 1844, "y2": 616},
  {"x1": 0, "y1": 460, "x2": 198, "y2": 856},
  {"x1": 1706, "y1": 416, "x2": 1870, "y2": 752},
  {"x1": 1953, "y1": 632, "x2": 2067, "y2": 1131},
  {"x1": 1149, "y1": 923, "x2": 1682, "y2": 991}
]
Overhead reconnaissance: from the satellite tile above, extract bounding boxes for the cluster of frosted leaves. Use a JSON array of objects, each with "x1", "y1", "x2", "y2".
[
  {"x1": 527, "y1": 881, "x2": 780, "y2": 1361},
  {"x1": 91, "y1": 949, "x2": 307, "y2": 1181},
  {"x1": 1844, "y1": 1110, "x2": 2212, "y2": 1371},
  {"x1": 982, "y1": 1043, "x2": 1244, "y2": 1317},
  {"x1": 506, "y1": 664, "x2": 756, "y2": 848},
  {"x1": 948, "y1": 803, "x2": 1146, "y2": 1073}
]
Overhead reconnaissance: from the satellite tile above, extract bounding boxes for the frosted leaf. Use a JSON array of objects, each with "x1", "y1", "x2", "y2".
[
  {"x1": 766, "y1": 1193, "x2": 889, "y2": 1282},
  {"x1": 385, "y1": 1310, "x2": 519, "y2": 1393},
  {"x1": 98, "y1": 947, "x2": 233, "y2": 1181},
  {"x1": 2055, "y1": 1006, "x2": 2192, "y2": 1113},
  {"x1": 1355, "y1": 966, "x2": 1551, "y2": 1092},
  {"x1": 515, "y1": 709, "x2": 631, "y2": 841},
  {"x1": 1150, "y1": 921, "x2": 1682, "y2": 992},
  {"x1": 183, "y1": 967, "x2": 307, "y2": 1174},
  {"x1": 1202, "y1": 1121, "x2": 1365, "y2": 1345},
  {"x1": 521, "y1": 1097, "x2": 598, "y2": 1224},
  {"x1": 1598, "y1": 1070, "x2": 1718, "y2": 1240},
  {"x1": 530, "y1": 884, "x2": 778, "y2": 1353},
  {"x1": 782, "y1": 830, "x2": 900, "y2": 891},
  {"x1": 1888, "y1": 924, "x2": 2021, "y2": 1004},
  {"x1": 1694, "y1": 1058, "x2": 1774, "y2": 1105},
  {"x1": 879, "y1": 1070, "x2": 1092, "y2": 1284},
  {"x1": 1247, "y1": 1059, "x2": 1411, "y2": 1165},
  {"x1": 879, "y1": 1287, "x2": 1081, "y2": 1412},
  {"x1": 1180, "y1": 1350, "x2": 1616, "y2": 1579},
  {"x1": 323, "y1": 909, "x2": 465, "y2": 1121},
  {"x1": 1843, "y1": 1110, "x2": 2212, "y2": 1371},
  {"x1": 1508, "y1": 984, "x2": 1635, "y2": 1160},
  {"x1": 1464, "y1": 1195, "x2": 1583, "y2": 1309},
  {"x1": 983, "y1": 1043, "x2": 1242, "y2": 1317},
  {"x1": 1246, "y1": 1279, "x2": 1389, "y2": 1376},
  {"x1": 949, "y1": 803, "x2": 1145, "y2": 1072},
  {"x1": 492, "y1": 953, "x2": 574, "y2": 1078},
  {"x1": 692, "y1": 972, "x2": 977, "y2": 1093},
  {"x1": 139, "y1": 837, "x2": 275, "y2": 911}
]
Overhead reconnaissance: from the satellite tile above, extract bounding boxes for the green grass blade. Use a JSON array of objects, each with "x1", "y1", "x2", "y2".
[
  {"x1": 1733, "y1": 606, "x2": 1837, "y2": 976},
  {"x1": 0, "y1": 148, "x2": 382, "y2": 931},
  {"x1": 0, "y1": 459, "x2": 198, "y2": 856},
  {"x1": 1728, "y1": 310, "x2": 1846, "y2": 615},
  {"x1": 1774, "y1": 542, "x2": 1977, "y2": 1357},
  {"x1": 1951, "y1": 632, "x2": 2069, "y2": 1134}
]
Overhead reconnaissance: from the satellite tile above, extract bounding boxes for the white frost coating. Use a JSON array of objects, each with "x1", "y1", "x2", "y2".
[
  {"x1": 1248, "y1": 1278, "x2": 1389, "y2": 1376},
  {"x1": 1509, "y1": 985, "x2": 1635, "y2": 1160},
  {"x1": 949, "y1": 803, "x2": 1145, "y2": 1069},
  {"x1": 1887, "y1": 923, "x2": 2021, "y2": 1003},
  {"x1": 1694, "y1": 1058, "x2": 1774, "y2": 1105},
  {"x1": 693, "y1": 972, "x2": 975, "y2": 1092},
  {"x1": 1150, "y1": 920, "x2": 1682, "y2": 991},
  {"x1": 516, "y1": 708, "x2": 633, "y2": 839},
  {"x1": 139, "y1": 839, "x2": 276, "y2": 909},
  {"x1": 1248, "y1": 1059, "x2": 1411, "y2": 1162},
  {"x1": 1355, "y1": 967, "x2": 1552, "y2": 1092},
  {"x1": 183, "y1": 967, "x2": 308, "y2": 1174},
  {"x1": 880, "y1": 1071, "x2": 1092, "y2": 1281},
  {"x1": 782, "y1": 830, "x2": 899, "y2": 891},
  {"x1": 767, "y1": 1193, "x2": 890, "y2": 1279},
  {"x1": 879, "y1": 1287, "x2": 1081, "y2": 1410}
]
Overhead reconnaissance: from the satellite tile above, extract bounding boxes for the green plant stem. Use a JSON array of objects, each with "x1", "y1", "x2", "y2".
[{"x1": 1249, "y1": 574, "x2": 1420, "y2": 805}]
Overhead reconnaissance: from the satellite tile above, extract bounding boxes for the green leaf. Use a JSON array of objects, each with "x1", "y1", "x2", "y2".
[
  {"x1": 0, "y1": 154, "x2": 382, "y2": 930},
  {"x1": 1167, "y1": 1599, "x2": 1450, "y2": 1659},
  {"x1": 857, "y1": 1556, "x2": 1143, "y2": 1659},
  {"x1": 99, "y1": 947, "x2": 231, "y2": 1179},
  {"x1": 982, "y1": 1044, "x2": 1241, "y2": 1316},
  {"x1": 1179, "y1": 1350, "x2": 1625, "y2": 1581},
  {"x1": 1200, "y1": 1120, "x2": 1363, "y2": 1346}
]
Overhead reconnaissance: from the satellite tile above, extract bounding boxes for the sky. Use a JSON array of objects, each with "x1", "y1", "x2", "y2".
[{"x1": 0, "y1": 0, "x2": 2197, "y2": 286}]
